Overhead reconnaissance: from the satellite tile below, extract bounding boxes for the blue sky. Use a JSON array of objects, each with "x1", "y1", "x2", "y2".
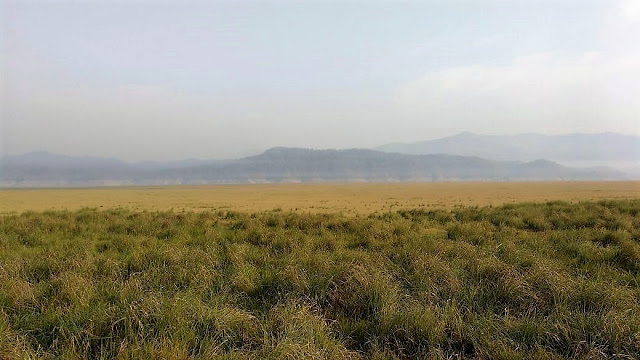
[{"x1": 2, "y1": 0, "x2": 639, "y2": 161}]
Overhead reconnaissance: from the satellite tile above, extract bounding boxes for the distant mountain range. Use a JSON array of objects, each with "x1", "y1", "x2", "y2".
[
  {"x1": 376, "y1": 132, "x2": 640, "y2": 166},
  {"x1": 0, "y1": 144, "x2": 631, "y2": 187}
]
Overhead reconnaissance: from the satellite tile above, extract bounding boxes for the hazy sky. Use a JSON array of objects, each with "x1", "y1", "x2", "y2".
[{"x1": 2, "y1": 0, "x2": 639, "y2": 161}]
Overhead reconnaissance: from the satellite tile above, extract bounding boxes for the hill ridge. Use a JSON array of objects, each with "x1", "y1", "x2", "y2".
[
  {"x1": 375, "y1": 132, "x2": 640, "y2": 163},
  {"x1": 1, "y1": 147, "x2": 629, "y2": 187}
]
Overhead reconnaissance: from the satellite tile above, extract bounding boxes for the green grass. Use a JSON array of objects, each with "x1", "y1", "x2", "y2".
[{"x1": 1, "y1": 200, "x2": 639, "y2": 359}]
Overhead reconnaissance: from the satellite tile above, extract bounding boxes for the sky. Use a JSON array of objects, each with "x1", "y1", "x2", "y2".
[{"x1": 2, "y1": 0, "x2": 639, "y2": 161}]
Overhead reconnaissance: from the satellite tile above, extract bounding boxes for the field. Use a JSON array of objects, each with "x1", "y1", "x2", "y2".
[
  {"x1": 1, "y1": 191, "x2": 640, "y2": 358},
  {"x1": 1, "y1": 181, "x2": 639, "y2": 215},
  {"x1": 1, "y1": 182, "x2": 640, "y2": 359}
]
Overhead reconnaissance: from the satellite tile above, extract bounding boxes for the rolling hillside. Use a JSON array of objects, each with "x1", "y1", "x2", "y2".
[{"x1": 0, "y1": 148, "x2": 628, "y2": 187}]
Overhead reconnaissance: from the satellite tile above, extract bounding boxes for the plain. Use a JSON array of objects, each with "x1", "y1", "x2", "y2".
[{"x1": 1, "y1": 196, "x2": 639, "y2": 358}]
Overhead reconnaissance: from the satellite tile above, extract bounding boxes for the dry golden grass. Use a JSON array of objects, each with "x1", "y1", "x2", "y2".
[{"x1": 1, "y1": 181, "x2": 639, "y2": 215}]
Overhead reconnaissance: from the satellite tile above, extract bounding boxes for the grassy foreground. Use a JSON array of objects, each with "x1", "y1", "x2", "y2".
[{"x1": 1, "y1": 200, "x2": 639, "y2": 359}]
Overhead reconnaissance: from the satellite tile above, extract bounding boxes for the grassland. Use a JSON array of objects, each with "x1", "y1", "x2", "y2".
[
  {"x1": 1, "y1": 199, "x2": 639, "y2": 359},
  {"x1": 1, "y1": 181, "x2": 639, "y2": 215}
]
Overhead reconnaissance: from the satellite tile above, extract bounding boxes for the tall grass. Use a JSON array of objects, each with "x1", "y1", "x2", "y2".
[{"x1": 1, "y1": 200, "x2": 639, "y2": 359}]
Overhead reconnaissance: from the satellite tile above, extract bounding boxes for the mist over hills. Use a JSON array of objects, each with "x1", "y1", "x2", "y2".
[
  {"x1": 376, "y1": 132, "x2": 640, "y2": 166},
  {"x1": 0, "y1": 144, "x2": 630, "y2": 187}
]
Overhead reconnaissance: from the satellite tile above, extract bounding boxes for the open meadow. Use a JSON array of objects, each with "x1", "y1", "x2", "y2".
[
  {"x1": 5, "y1": 0, "x2": 640, "y2": 358},
  {"x1": 1, "y1": 181, "x2": 639, "y2": 215},
  {"x1": 1, "y1": 182, "x2": 640, "y2": 359}
]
